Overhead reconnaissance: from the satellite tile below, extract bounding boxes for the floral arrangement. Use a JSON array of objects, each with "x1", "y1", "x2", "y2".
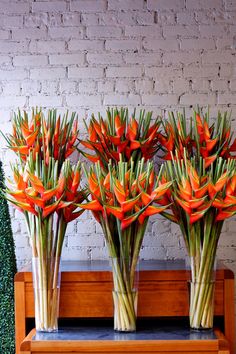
[
  {"x1": 158, "y1": 110, "x2": 236, "y2": 329},
  {"x1": 80, "y1": 108, "x2": 161, "y2": 169},
  {"x1": 78, "y1": 158, "x2": 171, "y2": 331},
  {"x1": 3, "y1": 109, "x2": 86, "y2": 331}
]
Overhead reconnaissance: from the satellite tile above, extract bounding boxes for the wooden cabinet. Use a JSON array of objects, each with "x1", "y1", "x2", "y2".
[{"x1": 15, "y1": 260, "x2": 235, "y2": 354}]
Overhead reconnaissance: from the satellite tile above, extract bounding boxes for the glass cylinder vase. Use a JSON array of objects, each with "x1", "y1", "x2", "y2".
[
  {"x1": 32, "y1": 256, "x2": 61, "y2": 332},
  {"x1": 110, "y1": 257, "x2": 139, "y2": 332},
  {"x1": 187, "y1": 255, "x2": 216, "y2": 330}
]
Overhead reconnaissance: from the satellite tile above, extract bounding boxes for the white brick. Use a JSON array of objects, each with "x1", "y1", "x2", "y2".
[
  {"x1": 12, "y1": 28, "x2": 47, "y2": 40},
  {"x1": 183, "y1": 65, "x2": 218, "y2": 78},
  {"x1": 70, "y1": 0, "x2": 107, "y2": 12},
  {"x1": 137, "y1": 12, "x2": 155, "y2": 25},
  {"x1": 67, "y1": 94, "x2": 102, "y2": 107},
  {"x1": 180, "y1": 93, "x2": 216, "y2": 105},
  {"x1": 215, "y1": 37, "x2": 233, "y2": 50},
  {"x1": 180, "y1": 38, "x2": 215, "y2": 50},
  {"x1": 79, "y1": 81, "x2": 96, "y2": 93},
  {"x1": 62, "y1": 13, "x2": 81, "y2": 26},
  {"x1": 62, "y1": 246, "x2": 90, "y2": 261},
  {"x1": 2, "y1": 15, "x2": 23, "y2": 28},
  {"x1": 106, "y1": 66, "x2": 142, "y2": 78},
  {"x1": 104, "y1": 93, "x2": 141, "y2": 105},
  {"x1": 60, "y1": 81, "x2": 77, "y2": 94},
  {"x1": 32, "y1": 1, "x2": 67, "y2": 13},
  {"x1": 163, "y1": 25, "x2": 199, "y2": 38},
  {"x1": 145, "y1": 67, "x2": 182, "y2": 79},
  {"x1": 48, "y1": 14, "x2": 62, "y2": 27},
  {"x1": 21, "y1": 81, "x2": 39, "y2": 95},
  {"x1": 29, "y1": 95, "x2": 63, "y2": 107},
  {"x1": 71, "y1": 234, "x2": 103, "y2": 247},
  {"x1": 172, "y1": 79, "x2": 190, "y2": 93},
  {"x1": 143, "y1": 39, "x2": 179, "y2": 51},
  {"x1": 0, "y1": 56, "x2": 12, "y2": 66},
  {"x1": 0, "y1": 2, "x2": 30, "y2": 14},
  {"x1": 41, "y1": 81, "x2": 59, "y2": 95},
  {"x1": 49, "y1": 27, "x2": 84, "y2": 39},
  {"x1": 230, "y1": 80, "x2": 236, "y2": 91},
  {"x1": 202, "y1": 50, "x2": 235, "y2": 64},
  {"x1": 68, "y1": 67, "x2": 104, "y2": 79},
  {"x1": 32, "y1": 40, "x2": 66, "y2": 54},
  {"x1": 0, "y1": 69, "x2": 28, "y2": 80},
  {"x1": 0, "y1": 96, "x2": 26, "y2": 108},
  {"x1": 195, "y1": 10, "x2": 216, "y2": 25},
  {"x1": 87, "y1": 26, "x2": 122, "y2": 38},
  {"x1": 142, "y1": 94, "x2": 178, "y2": 105},
  {"x1": 220, "y1": 64, "x2": 235, "y2": 78},
  {"x1": 218, "y1": 94, "x2": 236, "y2": 104},
  {"x1": 199, "y1": 25, "x2": 226, "y2": 37},
  {"x1": 0, "y1": 30, "x2": 9, "y2": 40},
  {"x1": 211, "y1": 80, "x2": 228, "y2": 91},
  {"x1": 24, "y1": 13, "x2": 48, "y2": 28},
  {"x1": 115, "y1": 80, "x2": 134, "y2": 93},
  {"x1": 163, "y1": 51, "x2": 201, "y2": 65},
  {"x1": 97, "y1": 81, "x2": 114, "y2": 93},
  {"x1": 87, "y1": 53, "x2": 123, "y2": 64},
  {"x1": 0, "y1": 41, "x2": 28, "y2": 53},
  {"x1": 186, "y1": 0, "x2": 223, "y2": 9},
  {"x1": 177, "y1": 12, "x2": 195, "y2": 24},
  {"x1": 154, "y1": 79, "x2": 171, "y2": 93},
  {"x1": 49, "y1": 54, "x2": 85, "y2": 65},
  {"x1": 135, "y1": 79, "x2": 153, "y2": 93},
  {"x1": 124, "y1": 53, "x2": 162, "y2": 65},
  {"x1": 117, "y1": 12, "x2": 137, "y2": 25},
  {"x1": 99, "y1": 13, "x2": 118, "y2": 25},
  {"x1": 108, "y1": 0, "x2": 143, "y2": 10},
  {"x1": 191, "y1": 79, "x2": 210, "y2": 92},
  {"x1": 225, "y1": 0, "x2": 236, "y2": 10},
  {"x1": 2, "y1": 82, "x2": 21, "y2": 95},
  {"x1": 157, "y1": 12, "x2": 176, "y2": 25},
  {"x1": 68, "y1": 39, "x2": 104, "y2": 51},
  {"x1": 81, "y1": 13, "x2": 99, "y2": 25},
  {"x1": 13, "y1": 55, "x2": 48, "y2": 67},
  {"x1": 125, "y1": 25, "x2": 162, "y2": 38},
  {"x1": 30, "y1": 68, "x2": 66, "y2": 80},
  {"x1": 105, "y1": 39, "x2": 140, "y2": 51},
  {"x1": 147, "y1": 0, "x2": 185, "y2": 10}
]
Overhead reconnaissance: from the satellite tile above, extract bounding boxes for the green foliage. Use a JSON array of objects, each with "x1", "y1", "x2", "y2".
[{"x1": 0, "y1": 160, "x2": 17, "y2": 354}]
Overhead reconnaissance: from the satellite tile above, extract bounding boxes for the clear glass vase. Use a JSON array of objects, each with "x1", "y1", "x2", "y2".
[
  {"x1": 110, "y1": 257, "x2": 139, "y2": 332},
  {"x1": 186, "y1": 255, "x2": 216, "y2": 330},
  {"x1": 32, "y1": 256, "x2": 61, "y2": 332}
]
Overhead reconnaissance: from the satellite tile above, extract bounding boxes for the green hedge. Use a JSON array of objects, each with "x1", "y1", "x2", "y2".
[{"x1": 0, "y1": 160, "x2": 17, "y2": 354}]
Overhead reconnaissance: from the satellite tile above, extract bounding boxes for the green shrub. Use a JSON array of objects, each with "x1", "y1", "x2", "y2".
[{"x1": 0, "y1": 160, "x2": 17, "y2": 354}]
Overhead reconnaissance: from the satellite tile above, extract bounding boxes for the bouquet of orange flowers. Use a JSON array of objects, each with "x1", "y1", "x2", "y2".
[
  {"x1": 78, "y1": 158, "x2": 171, "y2": 331},
  {"x1": 3, "y1": 109, "x2": 86, "y2": 332},
  {"x1": 80, "y1": 108, "x2": 161, "y2": 169},
  {"x1": 159, "y1": 110, "x2": 236, "y2": 329}
]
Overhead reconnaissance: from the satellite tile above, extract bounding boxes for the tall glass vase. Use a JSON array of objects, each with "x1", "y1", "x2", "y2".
[
  {"x1": 32, "y1": 256, "x2": 61, "y2": 332},
  {"x1": 110, "y1": 257, "x2": 139, "y2": 332},
  {"x1": 187, "y1": 254, "x2": 216, "y2": 330}
]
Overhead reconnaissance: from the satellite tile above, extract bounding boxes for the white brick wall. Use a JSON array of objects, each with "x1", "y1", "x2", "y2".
[{"x1": 0, "y1": 0, "x2": 236, "y2": 328}]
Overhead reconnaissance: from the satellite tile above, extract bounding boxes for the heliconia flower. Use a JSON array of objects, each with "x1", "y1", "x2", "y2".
[
  {"x1": 78, "y1": 158, "x2": 171, "y2": 236},
  {"x1": 79, "y1": 108, "x2": 161, "y2": 170},
  {"x1": 159, "y1": 110, "x2": 236, "y2": 168}
]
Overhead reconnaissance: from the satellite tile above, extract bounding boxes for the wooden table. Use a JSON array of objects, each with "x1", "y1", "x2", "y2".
[
  {"x1": 20, "y1": 326, "x2": 230, "y2": 354},
  {"x1": 15, "y1": 260, "x2": 235, "y2": 354}
]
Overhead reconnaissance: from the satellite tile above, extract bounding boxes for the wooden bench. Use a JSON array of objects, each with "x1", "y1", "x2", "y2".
[
  {"x1": 15, "y1": 260, "x2": 235, "y2": 354},
  {"x1": 20, "y1": 326, "x2": 230, "y2": 354}
]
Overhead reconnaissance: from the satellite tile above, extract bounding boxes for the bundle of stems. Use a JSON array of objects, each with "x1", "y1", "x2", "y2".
[
  {"x1": 161, "y1": 154, "x2": 236, "y2": 328},
  {"x1": 80, "y1": 107, "x2": 161, "y2": 170},
  {"x1": 78, "y1": 158, "x2": 171, "y2": 330},
  {"x1": 3, "y1": 109, "x2": 86, "y2": 331}
]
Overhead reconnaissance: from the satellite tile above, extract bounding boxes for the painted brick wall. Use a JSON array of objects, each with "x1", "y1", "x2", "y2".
[{"x1": 0, "y1": 0, "x2": 236, "y2": 322}]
